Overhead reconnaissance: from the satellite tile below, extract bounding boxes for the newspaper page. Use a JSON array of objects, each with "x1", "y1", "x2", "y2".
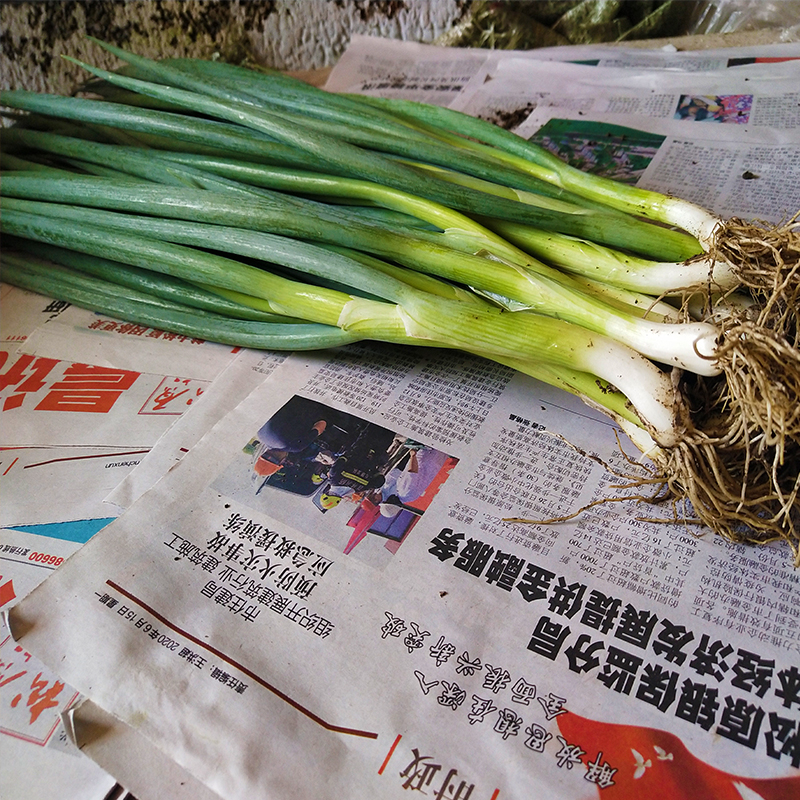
[
  {"x1": 485, "y1": 41, "x2": 800, "y2": 71},
  {"x1": 326, "y1": 38, "x2": 800, "y2": 225},
  {"x1": 0, "y1": 283, "x2": 214, "y2": 598},
  {"x1": 517, "y1": 106, "x2": 800, "y2": 225},
  {"x1": 0, "y1": 287, "x2": 235, "y2": 448},
  {"x1": 0, "y1": 613, "x2": 118, "y2": 800},
  {"x1": 454, "y1": 57, "x2": 800, "y2": 131},
  {"x1": 1, "y1": 288, "x2": 131, "y2": 541},
  {"x1": 323, "y1": 35, "x2": 491, "y2": 104},
  {"x1": 8, "y1": 332, "x2": 800, "y2": 798},
  {"x1": 17, "y1": 302, "x2": 239, "y2": 382},
  {"x1": 323, "y1": 34, "x2": 800, "y2": 101},
  {"x1": 0, "y1": 283, "x2": 241, "y2": 800},
  {"x1": 105, "y1": 347, "x2": 289, "y2": 512},
  {"x1": 445, "y1": 59, "x2": 800, "y2": 226},
  {"x1": 65, "y1": 698, "x2": 222, "y2": 800},
  {"x1": 0, "y1": 282, "x2": 240, "y2": 615},
  {"x1": 0, "y1": 351, "x2": 211, "y2": 448}
]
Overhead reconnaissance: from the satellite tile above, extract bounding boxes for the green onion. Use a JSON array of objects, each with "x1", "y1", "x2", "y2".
[
  {"x1": 2, "y1": 251, "x2": 362, "y2": 351},
  {"x1": 1, "y1": 43, "x2": 797, "y2": 561},
  {"x1": 350, "y1": 93, "x2": 723, "y2": 246},
  {"x1": 0, "y1": 178, "x2": 721, "y2": 375},
  {"x1": 1, "y1": 198, "x2": 685, "y2": 444},
  {"x1": 88, "y1": 42, "x2": 637, "y2": 209},
  {"x1": 6, "y1": 236, "x2": 300, "y2": 323},
  {"x1": 483, "y1": 219, "x2": 735, "y2": 294},
  {"x1": 0, "y1": 72, "x2": 701, "y2": 262}
]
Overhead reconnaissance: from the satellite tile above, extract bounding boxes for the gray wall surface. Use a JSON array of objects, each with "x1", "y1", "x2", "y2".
[{"x1": 1, "y1": 1, "x2": 468, "y2": 93}]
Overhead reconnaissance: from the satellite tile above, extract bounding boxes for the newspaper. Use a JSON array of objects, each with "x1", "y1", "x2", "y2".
[
  {"x1": 456, "y1": 57, "x2": 800, "y2": 131},
  {"x1": 1, "y1": 287, "x2": 238, "y2": 449},
  {"x1": 0, "y1": 285, "x2": 243, "y2": 799},
  {"x1": 0, "y1": 284, "x2": 229, "y2": 596},
  {"x1": 64, "y1": 698, "x2": 222, "y2": 800},
  {"x1": 17, "y1": 303, "x2": 240, "y2": 382},
  {"x1": 0, "y1": 283, "x2": 242, "y2": 530},
  {"x1": 104, "y1": 347, "x2": 288, "y2": 512},
  {"x1": 484, "y1": 41, "x2": 800, "y2": 71},
  {"x1": 323, "y1": 35, "x2": 491, "y2": 104},
  {"x1": 9, "y1": 336, "x2": 800, "y2": 797},
  {"x1": 519, "y1": 106, "x2": 800, "y2": 225},
  {"x1": 448, "y1": 61, "x2": 800, "y2": 225},
  {"x1": 323, "y1": 34, "x2": 800, "y2": 100},
  {"x1": 0, "y1": 615, "x2": 117, "y2": 800},
  {"x1": 6, "y1": 38, "x2": 800, "y2": 800},
  {"x1": 0, "y1": 284, "x2": 247, "y2": 798}
]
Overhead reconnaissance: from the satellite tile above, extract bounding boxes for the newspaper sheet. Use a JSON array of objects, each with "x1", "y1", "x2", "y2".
[
  {"x1": 0, "y1": 613, "x2": 117, "y2": 800},
  {"x1": 481, "y1": 41, "x2": 800, "y2": 71},
  {"x1": 0, "y1": 283, "x2": 213, "y2": 604},
  {"x1": 1, "y1": 445, "x2": 145, "y2": 528},
  {"x1": 322, "y1": 35, "x2": 491, "y2": 104},
  {"x1": 325, "y1": 37, "x2": 800, "y2": 225},
  {"x1": 9, "y1": 336, "x2": 800, "y2": 798},
  {"x1": 0, "y1": 282, "x2": 241, "y2": 528},
  {"x1": 6, "y1": 37, "x2": 800, "y2": 800},
  {"x1": 323, "y1": 34, "x2": 800, "y2": 100},
  {"x1": 65, "y1": 698, "x2": 222, "y2": 800},
  {"x1": 0, "y1": 287, "x2": 236, "y2": 448},
  {"x1": 520, "y1": 106, "x2": 800, "y2": 225},
  {"x1": 104, "y1": 347, "x2": 288, "y2": 512},
  {"x1": 447, "y1": 63, "x2": 800, "y2": 225},
  {"x1": 17, "y1": 303, "x2": 239, "y2": 382},
  {"x1": 0, "y1": 284, "x2": 240, "y2": 800},
  {"x1": 457, "y1": 57, "x2": 800, "y2": 131}
]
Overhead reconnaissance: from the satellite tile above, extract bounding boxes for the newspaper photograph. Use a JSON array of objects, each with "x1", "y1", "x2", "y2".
[{"x1": 214, "y1": 392, "x2": 458, "y2": 568}]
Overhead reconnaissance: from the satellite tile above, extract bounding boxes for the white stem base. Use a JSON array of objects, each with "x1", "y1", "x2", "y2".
[{"x1": 664, "y1": 199, "x2": 722, "y2": 249}]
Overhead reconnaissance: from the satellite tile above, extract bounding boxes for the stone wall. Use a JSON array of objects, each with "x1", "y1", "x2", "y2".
[{"x1": 1, "y1": 0, "x2": 467, "y2": 94}]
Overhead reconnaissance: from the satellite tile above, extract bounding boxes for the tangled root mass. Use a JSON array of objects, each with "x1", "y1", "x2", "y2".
[{"x1": 663, "y1": 216, "x2": 800, "y2": 564}]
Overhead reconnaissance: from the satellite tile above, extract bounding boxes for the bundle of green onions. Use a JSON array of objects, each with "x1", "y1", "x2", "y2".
[{"x1": 1, "y1": 40, "x2": 798, "y2": 562}]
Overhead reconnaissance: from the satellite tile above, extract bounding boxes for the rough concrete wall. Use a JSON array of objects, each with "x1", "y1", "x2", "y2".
[{"x1": 0, "y1": 0, "x2": 469, "y2": 94}]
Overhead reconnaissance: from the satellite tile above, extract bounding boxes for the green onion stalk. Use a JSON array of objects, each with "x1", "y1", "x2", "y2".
[
  {"x1": 2, "y1": 251, "x2": 364, "y2": 352},
  {"x1": 78, "y1": 39, "x2": 746, "y2": 288},
  {"x1": 0, "y1": 43, "x2": 797, "y2": 562},
  {"x1": 0, "y1": 172, "x2": 721, "y2": 376},
  {"x1": 0, "y1": 202, "x2": 683, "y2": 443}
]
